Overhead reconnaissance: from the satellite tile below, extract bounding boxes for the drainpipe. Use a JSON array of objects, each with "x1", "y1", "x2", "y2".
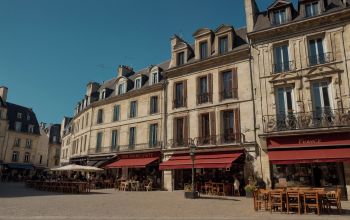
[{"x1": 248, "y1": 38, "x2": 263, "y2": 180}]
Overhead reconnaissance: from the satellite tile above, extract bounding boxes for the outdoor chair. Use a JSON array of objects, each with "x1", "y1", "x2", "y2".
[
  {"x1": 254, "y1": 189, "x2": 269, "y2": 211},
  {"x1": 144, "y1": 181, "x2": 153, "y2": 191},
  {"x1": 216, "y1": 183, "x2": 225, "y2": 196},
  {"x1": 303, "y1": 191, "x2": 320, "y2": 215},
  {"x1": 286, "y1": 190, "x2": 301, "y2": 214},
  {"x1": 269, "y1": 190, "x2": 284, "y2": 213},
  {"x1": 325, "y1": 188, "x2": 342, "y2": 214},
  {"x1": 204, "y1": 182, "x2": 212, "y2": 195}
]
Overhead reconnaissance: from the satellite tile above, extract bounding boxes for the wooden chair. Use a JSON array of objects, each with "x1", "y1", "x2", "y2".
[
  {"x1": 269, "y1": 190, "x2": 284, "y2": 213},
  {"x1": 216, "y1": 183, "x2": 225, "y2": 196},
  {"x1": 303, "y1": 191, "x2": 320, "y2": 215},
  {"x1": 286, "y1": 190, "x2": 301, "y2": 214},
  {"x1": 204, "y1": 182, "x2": 213, "y2": 195},
  {"x1": 144, "y1": 181, "x2": 153, "y2": 191},
  {"x1": 325, "y1": 188, "x2": 342, "y2": 214},
  {"x1": 254, "y1": 189, "x2": 269, "y2": 211}
]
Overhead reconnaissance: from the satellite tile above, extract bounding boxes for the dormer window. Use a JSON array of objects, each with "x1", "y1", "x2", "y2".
[
  {"x1": 135, "y1": 78, "x2": 142, "y2": 89},
  {"x1": 200, "y1": 41, "x2": 208, "y2": 59},
  {"x1": 305, "y1": 1, "x2": 319, "y2": 17},
  {"x1": 100, "y1": 89, "x2": 106, "y2": 100},
  {"x1": 118, "y1": 83, "x2": 125, "y2": 95},
  {"x1": 219, "y1": 36, "x2": 228, "y2": 54},
  {"x1": 273, "y1": 9, "x2": 287, "y2": 25},
  {"x1": 152, "y1": 72, "x2": 158, "y2": 84},
  {"x1": 17, "y1": 113, "x2": 22, "y2": 119},
  {"x1": 177, "y1": 51, "x2": 185, "y2": 66},
  {"x1": 26, "y1": 114, "x2": 30, "y2": 120},
  {"x1": 28, "y1": 125, "x2": 34, "y2": 133}
]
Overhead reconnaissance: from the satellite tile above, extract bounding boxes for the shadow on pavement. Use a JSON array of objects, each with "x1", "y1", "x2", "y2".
[{"x1": 198, "y1": 195, "x2": 241, "y2": 201}]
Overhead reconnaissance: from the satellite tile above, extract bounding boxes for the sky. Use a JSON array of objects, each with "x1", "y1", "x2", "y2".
[{"x1": 0, "y1": 0, "x2": 298, "y2": 124}]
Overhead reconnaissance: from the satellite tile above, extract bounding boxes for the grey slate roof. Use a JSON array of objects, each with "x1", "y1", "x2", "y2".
[
  {"x1": 253, "y1": 0, "x2": 348, "y2": 32},
  {"x1": 6, "y1": 102, "x2": 40, "y2": 135},
  {"x1": 48, "y1": 124, "x2": 61, "y2": 144}
]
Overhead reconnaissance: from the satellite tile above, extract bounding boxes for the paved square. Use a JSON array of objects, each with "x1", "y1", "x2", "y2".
[{"x1": 0, "y1": 182, "x2": 349, "y2": 220}]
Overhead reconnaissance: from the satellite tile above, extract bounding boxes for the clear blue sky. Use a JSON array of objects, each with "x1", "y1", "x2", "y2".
[{"x1": 0, "y1": 0, "x2": 297, "y2": 124}]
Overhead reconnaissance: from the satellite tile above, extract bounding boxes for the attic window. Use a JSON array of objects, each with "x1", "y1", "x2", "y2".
[
  {"x1": 17, "y1": 113, "x2": 22, "y2": 119},
  {"x1": 305, "y1": 1, "x2": 319, "y2": 17},
  {"x1": 219, "y1": 36, "x2": 228, "y2": 54},
  {"x1": 28, "y1": 125, "x2": 34, "y2": 133},
  {"x1": 27, "y1": 114, "x2": 30, "y2": 120},
  {"x1": 152, "y1": 72, "x2": 159, "y2": 84},
  {"x1": 177, "y1": 52, "x2": 185, "y2": 66},
  {"x1": 135, "y1": 78, "x2": 142, "y2": 89},
  {"x1": 118, "y1": 84, "x2": 126, "y2": 95},
  {"x1": 273, "y1": 9, "x2": 287, "y2": 25},
  {"x1": 200, "y1": 41, "x2": 208, "y2": 59},
  {"x1": 100, "y1": 89, "x2": 106, "y2": 100}
]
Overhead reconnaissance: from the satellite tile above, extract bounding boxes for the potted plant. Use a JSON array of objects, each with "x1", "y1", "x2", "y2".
[
  {"x1": 184, "y1": 184, "x2": 199, "y2": 199},
  {"x1": 244, "y1": 184, "x2": 257, "y2": 198}
]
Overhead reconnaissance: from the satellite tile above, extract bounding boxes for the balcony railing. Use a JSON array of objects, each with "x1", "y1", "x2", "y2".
[
  {"x1": 220, "y1": 89, "x2": 238, "y2": 100},
  {"x1": 88, "y1": 142, "x2": 162, "y2": 154},
  {"x1": 173, "y1": 97, "x2": 186, "y2": 108},
  {"x1": 273, "y1": 61, "x2": 295, "y2": 74},
  {"x1": 308, "y1": 52, "x2": 334, "y2": 66},
  {"x1": 167, "y1": 133, "x2": 242, "y2": 148},
  {"x1": 263, "y1": 108, "x2": 350, "y2": 133},
  {"x1": 197, "y1": 93, "x2": 212, "y2": 104}
]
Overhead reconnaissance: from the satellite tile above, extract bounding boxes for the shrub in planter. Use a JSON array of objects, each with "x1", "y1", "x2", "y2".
[{"x1": 244, "y1": 184, "x2": 257, "y2": 198}]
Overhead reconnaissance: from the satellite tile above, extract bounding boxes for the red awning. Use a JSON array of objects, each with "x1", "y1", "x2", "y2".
[
  {"x1": 105, "y1": 157, "x2": 158, "y2": 168},
  {"x1": 269, "y1": 148, "x2": 350, "y2": 164},
  {"x1": 159, "y1": 153, "x2": 242, "y2": 170}
]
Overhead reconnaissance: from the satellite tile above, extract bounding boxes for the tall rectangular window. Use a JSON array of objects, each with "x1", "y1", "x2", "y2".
[
  {"x1": 149, "y1": 123, "x2": 158, "y2": 147},
  {"x1": 24, "y1": 152, "x2": 30, "y2": 163},
  {"x1": 28, "y1": 125, "x2": 34, "y2": 133},
  {"x1": 135, "y1": 78, "x2": 142, "y2": 89},
  {"x1": 12, "y1": 151, "x2": 19, "y2": 162},
  {"x1": 130, "y1": 101, "x2": 137, "y2": 118},
  {"x1": 97, "y1": 109, "x2": 103, "y2": 124},
  {"x1": 176, "y1": 118, "x2": 184, "y2": 145},
  {"x1": 305, "y1": 1, "x2": 319, "y2": 17},
  {"x1": 96, "y1": 132, "x2": 103, "y2": 150},
  {"x1": 219, "y1": 36, "x2": 228, "y2": 54},
  {"x1": 152, "y1": 72, "x2": 158, "y2": 84},
  {"x1": 118, "y1": 84, "x2": 125, "y2": 95},
  {"x1": 309, "y1": 38, "x2": 325, "y2": 66},
  {"x1": 201, "y1": 113, "x2": 210, "y2": 138},
  {"x1": 150, "y1": 96, "x2": 158, "y2": 114},
  {"x1": 273, "y1": 9, "x2": 286, "y2": 25},
  {"x1": 276, "y1": 87, "x2": 295, "y2": 130},
  {"x1": 198, "y1": 76, "x2": 209, "y2": 103},
  {"x1": 14, "y1": 138, "x2": 20, "y2": 147},
  {"x1": 174, "y1": 82, "x2": 184, "y2": 108},
  {"x1": 177, "y1": 52, "x2": 185, "y2": 66},
  {"x1": 111, "y1": 130, "x2": 118, "y2": 150},
  {"x1": 15, "y1": 122, "x2": 22, "y2": 132},
  {"x1": 274, "y1": 45, "x2": 289, "y2": 73},
  {"x1": 200, "y1": 41, "x2": 208, "y2": 59},
  {"x1": 312, "y1": 81, "x2": 331, "y2": 116},
  {"x1": 222, "y1": 71, "x2": 233, "y2": 99},
  {"x1": 113, "y1": 105, "x2": 120, "y2": 121},
  {"x1": 39, "y1": 155, "x2": 42, "y2": 164},
  {"x1": 129, "y1": 127, "x2": 136, "y2": 148},
  {"x1": 25, "y1": 139, "x2": 32, "y2": 148},
  {"x1": 86, "y1": 113, "x2": 89, "y2": 126}
]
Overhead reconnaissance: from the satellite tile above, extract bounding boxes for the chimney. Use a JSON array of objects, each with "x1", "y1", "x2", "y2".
[
  {"x1": 118, "y1": 65, "x2": 134, "y2": 77},
  {"x1": 86, "y1": 82, "x2": 100, "y2": 97},
  {"x1": 0, "y1": 86, "x2": 8, "y2": 102},
  {"x1": 244, "y1": 0, "x2": 259, "y2": 33}
]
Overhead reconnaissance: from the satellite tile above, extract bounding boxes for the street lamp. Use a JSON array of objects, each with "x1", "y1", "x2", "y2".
[{"x1": 189, "y1": 140, "x2": 197, "y2": 199}]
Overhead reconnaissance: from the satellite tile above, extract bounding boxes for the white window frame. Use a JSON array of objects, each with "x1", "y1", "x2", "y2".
[
  {"x1": 135, "y1": 77, "x2": 142, "y2": 89},
  {"x1": 305, "y1": 1, "x2": 320, "y2": 17},
  {"x1": 26, "y1": 139, "x2": 32, "y2": 148},
  {"x1": 311, "y1": 81, "x2": 333, "y2": 110},
  {"x1": 275, "y1": 87, "x2": 295, "y2": 116},
  {"x1": 28, "y1": 124, "x2": 34, "y2": 133},
  {"x1": 15, "y1": 121, "x2": 22, "y2": 132},
  {"x1": 17, "y1": 113, "x2": 22, "y2": 119}
]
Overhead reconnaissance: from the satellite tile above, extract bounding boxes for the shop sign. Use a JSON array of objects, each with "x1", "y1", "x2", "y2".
[
  {"x1": 119, "y1": 152, "x2": 160, "y2": 159},
  {"x1": 267, "y1": 132, "x2": 350, "y2": 149}
]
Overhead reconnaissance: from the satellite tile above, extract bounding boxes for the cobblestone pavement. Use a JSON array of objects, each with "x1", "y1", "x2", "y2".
[{"x1": 0, "y1": 182, "x2": 350, "y2": 220}]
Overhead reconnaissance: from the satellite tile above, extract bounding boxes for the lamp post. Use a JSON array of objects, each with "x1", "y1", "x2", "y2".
[{"x1": 189, "y1": 140, "x2": 197, "y2": 199}]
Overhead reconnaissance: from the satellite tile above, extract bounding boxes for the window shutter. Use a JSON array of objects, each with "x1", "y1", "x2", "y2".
[
  {"x1": 208, "y1": 74, "x2": 213, "y2": 102},
  {"x1": 234, "y1": 108, "x2": 240, "y2": 142},
  {"x1": 183, "y1": 80, "x2": 187, "y2": 107},
  {"x1": 135, "y1": 101, "x2": 138, "y2": 117},
  {"x1": 196, "y1": 77, "x2": 200, "y2": 104},
  {"x1": 184, "y1": 116, "x2": 189, "y2": 146},
  {"x1": 173, "y1": 118, "x2": 177, "y2": 144},
  {"x1": 232, "y1": 68, "x2": 238, "y2": 99},
  {"x1": 148, "y1": 124, "x2": 152, "y2": 146},
  {"x1": 172, "y1": 84, "x2": 176, "y2": 109},
  {"x1": 198, "y1": 114, "x2": 203, "y2": 138},
  {"x1": 210, "y1": 111, "x2": 216, "y2": 139}
]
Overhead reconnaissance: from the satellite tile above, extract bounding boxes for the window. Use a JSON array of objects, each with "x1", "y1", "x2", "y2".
[
  {"x1": 274, "y1": 45, "x2": 289, "y2": 73},
  {"x1": 111, "y1": 130, "x2": 118, "y2": 150},
  {"x1": 150, "y1": 96, "x2": 158, "y2": 114},
  {"x1": 25, "y1": 139, "x2": 32, "y2": 148},
  {"x1": 177, "y1": 51, "x2": 185, "y2": 66},
  {"x1": 86, "y1": 113, "x2": 89, "y2": 126},
  {"x1": 26, "y1": 114, "x2": 30, "y2": 120},
  {"x1": 221, "y1": 71, "x2": 233, "y2": 99},
  {"x1": 53, "y1": 136, "x2": 57, "y2": 143},
  {"x1": 198, "y1": 76, "x2": 209, "y2": 104},
  {"x1": 135, "y1": 78, "x2": 142, "y2": 89},
  {"x1": 219, "y1": 36, "x2": 228, "y2": 54},
  {"x1": 276, "y1": 87, "x2": 295, "y2": 130},
  {"x1": 118, "y1": 83, "x2": 125, "y2": 95},
  {"x1": 130, "y1": 101, "x2": 137, "y2": 118},
  {"x1": 113, "y1": 105, "x2": 120, "y2": 121},
  {"x1": 273, "y1": 9, "x2": 287, "y2": 25},
  {"x1": 100, "y1": 89, "x2": 106, "y2": 100},
  {"x1": 97, "y1": 109, "x2": 103, "y2": 124},
  {"x1": 200, "y1": 113, "x2": 210, "y2": 139},
  {"x1": 222, "y1": 110, "x2": 234, "y2": 143},
  {"x1": 39, "y1": 155, "x2": 42, "y2": 164},
  {"x1": 175, "y1": 118, "x2": 184, "y2": 145},
  {"x1": 149, "y1": 123, "x2": 158, "y2": 147},
  {"x1": 174, "y1": 82, "x2": 185, "y2": 108},
  {"x1": 305, "y1": 1, "x2": 319, "y2": 17},
  {"x1": 309, "y1": 38, "x2": 325, "y2": 66},
  {"x1": 15, "y1": 121, "x2": 22, "y2": 132},
  {"x1": 129, "y1": 127, "x2": 136, "y2": 148},
  {"x1": 14, "y1": 138, "x2": 20, "y2": 147},
  {"x1": 200, "y1": 41, "x2": 208, "y2": 59},
  {"x1": 312, "y1": 81, "x2": 332, "y2": 118},
  {"x1": 24, "y1": 152, "x2": 30, "y2": 163},
  {"x1": 152, "y1": 72, "x2": 159, "y2": 84},
  {"x1": 96, "y1": 132, "x2": 103, "y2": 150},
  {"x1": 84, "y1": 135, "x2": 87, "y2": 151},
  {"x1": 28, "y1": 125, "x2": 34, "y2": 133},
  {"x1": 17, "y1": 113, "x2": 22, "y2": 119},
  {"x1": 12, "y1": 151, "x2": 19, "y2": 162}
]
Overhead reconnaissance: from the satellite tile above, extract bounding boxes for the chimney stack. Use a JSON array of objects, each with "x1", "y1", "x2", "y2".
[
  {"x1": 0, "y1": 86, "x2": 8, "y2": 102},
  {"x1": 118, "y1": 65, "x2": 134, "y2": 77}
]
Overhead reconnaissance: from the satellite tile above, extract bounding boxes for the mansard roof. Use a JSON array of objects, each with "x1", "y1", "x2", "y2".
[
  {"x1": 192, "y1": 28, "x2": 213, "y2": 37},
  {"x1": 6, "y1": 102, "x2": 40, "y2": 134},
  {"x1": 268, "y1": 0, "x2": 292, "y2": 10}
]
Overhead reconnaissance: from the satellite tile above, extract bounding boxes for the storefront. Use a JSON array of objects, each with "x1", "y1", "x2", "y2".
[
  {"x1": 0, "y1": 163, "x2": 34, "y2": 181},
  {"x1": 160, "y1": 150, "x2": 246, "y2": 194},
  {"x1": 267, "y1": 132, "x2": 350, "y2": 199},
  {"x1": 105, "y1": 151, "x2": 162, "y2": 188}
]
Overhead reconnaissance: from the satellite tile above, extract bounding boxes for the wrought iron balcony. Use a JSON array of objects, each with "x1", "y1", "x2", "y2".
[
  {"x1": 273, "y1": 61, "x2": 295, "y2": 74},
  {"x1": 173, "y1": 97, "x2": 186, "y2": 108},
  {"x1": 88, "y1": 142, "x2": 162, "y2": 154},
  {"x1": 220, "y1": 89, "x2": 238, "y2": 100},
  {"x1": 263, "y1": 108, "x2": 350, "y2": 133},
  {"x1": 197, "y1": 93, "x2": 212, "y2": 104},
  {"x1": 168, "y1": 133, "x2": 242, "y2": 148},
  {"x1": 308, "y1": 52, "x2": 334, "y2": 66}
]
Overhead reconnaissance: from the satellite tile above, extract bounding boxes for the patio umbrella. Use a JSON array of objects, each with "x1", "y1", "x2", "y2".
[{"x1": 51, "y1": 164, "x2": 103, "y2": 172}]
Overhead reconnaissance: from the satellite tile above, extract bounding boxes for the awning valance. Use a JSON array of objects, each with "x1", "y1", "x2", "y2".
[
  {"x1": 6, "y1": 163, "x2": 33, "y2": 170},
  {"x1": 159, "y1": 153, "x2": 242, "y2": 170},
  {"x1": 268, "y1": 148, "x2": 350, "y2": 164},
  {"x1": 105, "y1": 157, "x2": 159, "y2": 168}
]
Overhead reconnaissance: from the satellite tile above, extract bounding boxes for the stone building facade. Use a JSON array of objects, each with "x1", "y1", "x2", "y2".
[{"x1": 245, "y1": 0, "x2": 350, "y2": 198}]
